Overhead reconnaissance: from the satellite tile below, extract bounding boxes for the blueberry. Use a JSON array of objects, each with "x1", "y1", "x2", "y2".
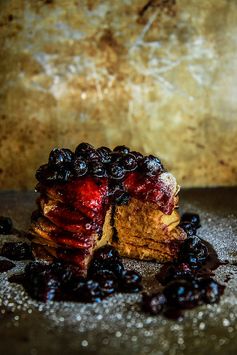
[
  {"x1": 113, "y1": 145, "x2": 130, "y2": 155},
  {"x1": 156, "y1": 262, "x2": 193, "y2": 285},
  {"x1": 36, "y1": 164, "x2": 71, "y2": 183},
  {"x1": 97, "y1": 146, "x2": 112, "y2": 164},
  {"x1": 0, "y1": 216, "x2": 13, "y2": 235},
  {"x1": 74, "y1": 158, "x2": 88, "y2": 177},
  {"x1": 29, "y1": 274, "x2": 61, "y2": 302},
  {"x1": 121, "y1": 153, "x2": 138, "y2": 171},
  {"x1": 48, "y1": 148, "x2": 74, "y2": 168},
  {"x1": 163, "y1": 280, "x2": 200, "y2": 309},
  {"x1": 93, "y1": 245, "x2": 121, "y2": 263},
  {"x1": 108, "y1": 162, "x2": 125, "y2": 180},
  {"x1": 49, "y1": 261, "x2": 73, "y2": 285},
  {"x1": 181, "y1": 213, "x2": 201, "y2": 229},
  {"x1": 0, "y1": 260, "x2": 15, "y2": 273},
  {"x1": 75, "y1": 279, "x2": 102, "y2": 303},
  {"x1": 179, "y1": 222, "x2": 197, "y2": 237},
  {"x1": 178, "y1": 236, "x2": 208, "y2": 268},
  {"x1": 130, "y1": 151, "x2": 143, "y2": 161},
  {"x1": 142, "y1": 292, "x2": 166, "y2": 315},
  {"x1": 92, "y1": 270, "x2": 118, "y2": 296},
  {"x1": 75, "y1": 143, "x2": 99, "y2": 161},
  {"x1": 110, "y1": 152, "x2": 122, "y2": 163},
  {"x1": 90, "y1": 161, "x2": 107, "y2": 178},
  {"x1": 1, "y1": 242, "x2": 34, "y2": 261},
  {"x1": 139, "y1": 155, "x2": 164, "y2": 176},
  {"x1": 120, "y1": 270, "x2": 142, "y2": 293},
  {"x1": 75, "y1": 142, "x2": 94, "y2": 156},
  {"x1": 199, "y1": 278, "x2": 224, "y2": 304}
]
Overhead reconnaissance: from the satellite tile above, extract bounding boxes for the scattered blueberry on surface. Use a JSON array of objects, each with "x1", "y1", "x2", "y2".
[
  {"x1": 199, "y1": 278, "x2": 224, "y2": 304},
  {"x1": 178, "y1": 236, "x2": 208, "y2": 269},
  {"x1": 120, "y1": 270, "x2": 142, "y2": 293},
  {"x1": 163, "y1": 279, "x2": 200, "y2": 309},
  {"x1": 1, "y1": 242, "x2": 34, "y2": 261},
  {"x1": 181, "y1": 213, "x2": 201, "y2": 229},
  {"x1": 0, "y1": 216, "x2": 13, "y2": 235},
  {"x1": 0, "y1": 259, "x2": 15, "y2": 273},
  {"x1": 142, "y1": 292, "x2": 166, "y2": 315}
]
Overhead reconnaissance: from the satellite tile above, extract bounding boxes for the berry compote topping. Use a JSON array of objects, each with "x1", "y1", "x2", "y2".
[
  {"x1": 8, "y1": 246, "x2": 142, "y2": 302},
  {"x1": 143, "y1": 213, "x2": 225, "y2": 319},
  {"x1": 35, "y1": 143, "x2": 170, "y2": 213},
  {"x1": 0, "y1": 216, "x2": 13, "y2": 235}
]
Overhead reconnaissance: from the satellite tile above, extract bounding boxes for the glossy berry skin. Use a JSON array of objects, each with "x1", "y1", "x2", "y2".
[
  {"x1": 181, "y1": 213, "x2": 201, "y2": 229},
  {"x1": 1, "y1": 242, "x2": 34, "y2": 261},
  {"x1": 92, "y1": 270, "x2": 118, "y2": 296},
  {"x1": 179, "y1": 222, "x2": 197, "y2": 237},
  {"x1": 121, "y1": 153, "x2": 138, "y2": 171},
  {"x1": 75, "y1": 143, "x2": 99, "y2": 161},
  {"x1": 36, "y1": 164, "x2": 72, "y2": 184},
  {"x1": 0, "y1": 216, "x2": 13, "y2": 235},
  {"x1": 199, "y1": 278, "x2": 224, "y2": 304},
  {"x1": 139, "y1": 155, "x2": 164, "y2": 176},
  {"x1": 113, "y1": 145, "x2": 130, "y2": 155},
  {"x1": 130, "y1": 151, "x2": 143, "y2": 161},
  {"x1": 178, "y1": 236, "x2": 208, "y2": 268},
  {"x1": 93, "y1": 245, "x2": 121, "y2": 263},
  {"x1": 156, "y1": 262, "x2": 193, "y2": 285},
  {"x1": 76, "y1": 280, "x2": 102, "y2": 303},
  {"x1": 73, "y1": 158, "x2": 88, "y2": 177},
  {"x1": 142, "y1": 292, "x2": 166, "y2": 315},
  {"x1": 108, "y1": 162, "x2": 125, "y2": 180},
  {"x1": 163, "y1": 280, "x2": 200, "y2": 309},
  {"x1": 48, "y1": 148, "x2": 74, "y2": 169},
  {"x1": 120, "y1": 270, "x2": 142, "y2": 293},
  {"x1": 97, "y1": 146, "x2": 112, "y2": 164},
  {"x1": 90, "y1": 161, "x2": 107, "y2": 178},
  {"x1": 28, "y1": 273, "x2": 60, "y2": 302}
]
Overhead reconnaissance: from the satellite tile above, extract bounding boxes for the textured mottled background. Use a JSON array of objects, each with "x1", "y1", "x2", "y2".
[{"x1": 0, "y1": 0, "x2": 237, "y2": 189}]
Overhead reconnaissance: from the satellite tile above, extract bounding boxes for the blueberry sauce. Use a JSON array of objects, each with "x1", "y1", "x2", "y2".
[{"x1": 8, "y1": 246, "x2": 142, "y2": 303}]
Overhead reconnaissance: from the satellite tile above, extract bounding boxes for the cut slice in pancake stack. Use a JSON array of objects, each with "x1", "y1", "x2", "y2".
[{"x1": 29, "y1": 143, "x2": 187, "y2": 270}]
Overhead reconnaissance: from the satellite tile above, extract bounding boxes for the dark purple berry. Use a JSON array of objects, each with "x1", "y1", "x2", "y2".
[
  {"x1": 75, "y1": 279, "x2": 102, "y2": 303},
  {"x1": 75, "y1": 143, "x2": 99, "y2": 161},
  {"x1": 90, "y1": 161, "x2": 107, "y2": 177},
  {"x1": 110, "y1": 152, "x2": 122, "y2": 163},
  {"x1": 180, "y1": 222, "x2": 197, "y2": 237},
  {"x1": 0, "y1": 259, "x2": 15, "y2": 273},
  {"x1": 130, "y1": 151, "x2": 143, "y2": 161},
  {"x1": 120, "y1": 270, "x2": 142, "y2": 293},
  {"x1": 97, "y1": 146, "x2": 112, "y2": 164},
  {"x1": 74, "y1": 158, "x2": 88, "y2": 177},
  {"x1": 179, "y1": 236, "x2": 208, "y2": 268},
  {"x1": 199, "y1": 278, "x2": 224, "y2": 304},
  {"x1": 163, "y1": 280, "x2": 200, "y2": 309},
  {"x1": 0, "y1": 216, "x2": 13, "y2": 235},
  {"x1": 113, "y1": 145, "x2": 130, "y2": 155},
  {"x1": 36, "y1": 164, "x2": 71, "y2": 183},
  {"x1": 108, "y1": 162, "x2": 125, "y2": 180},
  {"x1": 30, "y1": 274, "x2": 60, "y2": 302},
  {"x1": 139, "y1": 155, "x2": 164, "y2": 176},
  {"x1": 156, "y1": 262, "x2": 193, "y2": 285},
  {"x1": 181, "y1": 213, "x2": 201, "y2": 229},
  {"x1": 1, "y1": 242, "x2": 34, "y2": 261},
  {"x1": 93, "y1": 245, "x2": 121, "y2": 263},
  {"x1": 92, "y1": 270, "x2": 118, "y2": 296},
  {"x1": 142, "y1": 292, "x2": 166, "y2": 315},
  {"x1": 75, "y1": 142, "x2": 94, "y2": 156},
  {"x1": 121, "y1": 153, "x2": 138, "y2": 171},
  {"x1": 48, "y1": 148, "x2": 74, "y2": 168}
]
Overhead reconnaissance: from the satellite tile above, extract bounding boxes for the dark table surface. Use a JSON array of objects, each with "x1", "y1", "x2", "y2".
[{"x1": 0, "y1": 188, "x2": 237, "y2": 355}]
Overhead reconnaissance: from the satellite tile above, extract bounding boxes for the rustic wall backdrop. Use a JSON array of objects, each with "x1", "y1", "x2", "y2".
[{"x1": 0, "y1": 0, "x2": 237, "y2": 189}]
